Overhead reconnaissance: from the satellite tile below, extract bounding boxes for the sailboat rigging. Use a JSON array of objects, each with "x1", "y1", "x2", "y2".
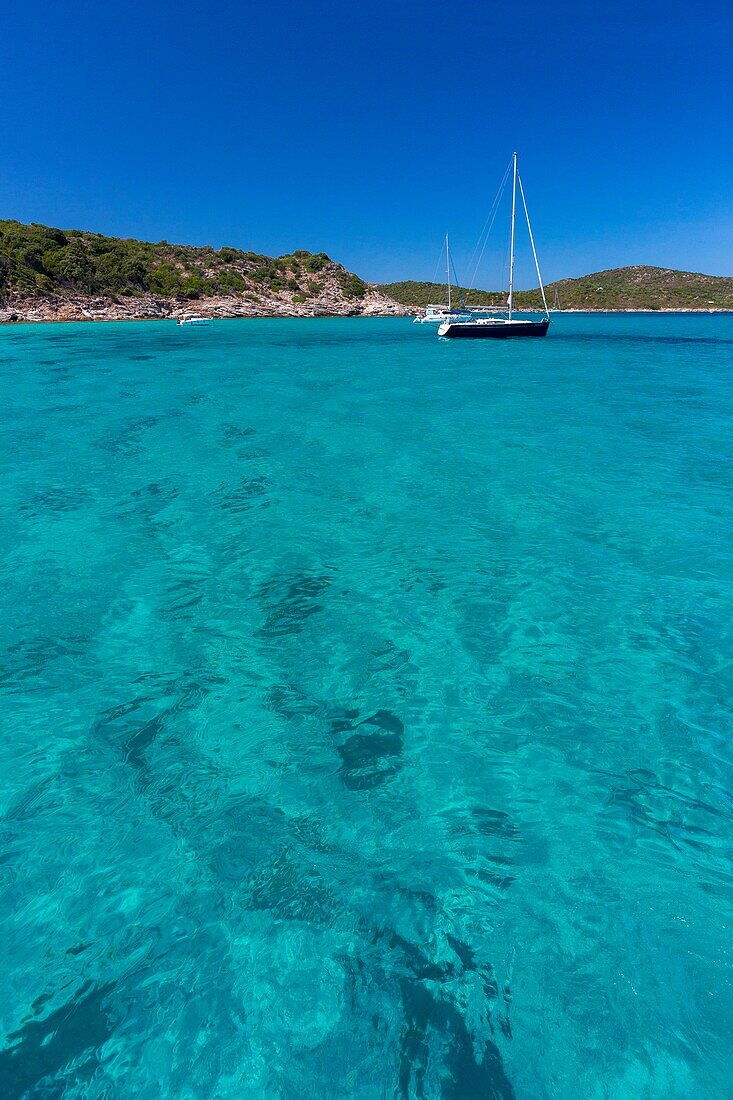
[
  {"x1": 413, "y1": 236, "x2": 474, "y2": 324},
  {"x1": 438, "y1": 153, "x2": 550, "y2": 339}
]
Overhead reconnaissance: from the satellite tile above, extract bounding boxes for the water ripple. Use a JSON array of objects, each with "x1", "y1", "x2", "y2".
[{"x1": 1, "y1": 315, "x2": 732, "y2": 1097}]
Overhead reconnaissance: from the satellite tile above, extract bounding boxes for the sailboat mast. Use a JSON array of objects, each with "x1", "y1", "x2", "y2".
[
  {"x1": 446, "y1": 234, "x2": 451, "y2": 311},
  {"x1": 517, "y1": 171, "x2": 549, "y2": 319},
  {"x1": 508, "y1": 152, "x2": 517, "y2": 321}
]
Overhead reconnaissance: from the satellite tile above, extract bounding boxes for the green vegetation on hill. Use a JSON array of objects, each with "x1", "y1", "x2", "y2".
[
  {"x1": 377, "y1": 281, "x2": 506, "y2": 310},
  {"x1": 3, "y1": 221, "x2": 731, "y2": 314},
  {"x1": 533, "y1": 266, "x2": 733, "y2": 310},
  {"x1": 380, "y1": 266, "x2": 733, "y2": 311},
  {"x1": 0, "y1": 220, "x2": 366, "y2": 302}
]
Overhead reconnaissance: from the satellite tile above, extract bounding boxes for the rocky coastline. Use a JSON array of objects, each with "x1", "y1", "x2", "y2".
[
  {"x1": 0, "y1": 286, "x2": 409, "y2": 324},
  {"x1": 0, "y1": 220, "x2": 415, "y2": 324},
  {"x1": 4, "y1": 294, "x2": 732, "y2": 324}
]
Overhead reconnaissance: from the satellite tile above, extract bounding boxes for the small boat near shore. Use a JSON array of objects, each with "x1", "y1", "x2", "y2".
[
  {"x1": 414, "y1": 303, "x2": 474, "y2": 324},
  {"x1": 176, "y1": 314, "x2": 211, "y2": 327},
  {"x1": 439, "y1": 153, "x2": 550, "y2": 339},
  {"x1": 413, "y1": 236, "x2": 475, "y2": 324}
]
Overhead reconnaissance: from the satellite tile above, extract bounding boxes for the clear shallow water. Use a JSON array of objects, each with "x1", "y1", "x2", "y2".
[{"x1": 1, "y1": 314, "x2": 732, "y2": 1098}]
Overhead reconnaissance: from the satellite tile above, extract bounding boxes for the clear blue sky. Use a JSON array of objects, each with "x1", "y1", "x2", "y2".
[{"x1": 1, "y1": 0, "x2": 731, "y2": 285}]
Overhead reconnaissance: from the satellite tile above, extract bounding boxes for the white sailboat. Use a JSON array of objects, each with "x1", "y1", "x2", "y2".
[
  {"x1": 438, "y1": 153, "x2": 550, "y2": 339},
  {"x1": 413, "y1": 235, "x2": 474, "y2": 324}
]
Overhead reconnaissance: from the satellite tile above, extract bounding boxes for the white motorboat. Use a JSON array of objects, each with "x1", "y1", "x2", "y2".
[
  {"x1": 414, "y1": 304, "x2": 474, "y2": 325},
  {"x1": 176, "y1": 315, "x2": 211, "y2": 327}
]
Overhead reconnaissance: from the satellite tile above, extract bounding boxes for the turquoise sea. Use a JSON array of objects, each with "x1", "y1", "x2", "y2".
[{"x1": 1, "y1": 314, "x2": 732, "y2": 1098}]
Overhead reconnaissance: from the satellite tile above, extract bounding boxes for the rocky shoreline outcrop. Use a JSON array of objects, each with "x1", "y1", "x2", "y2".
[
  {"x1": 0, "y1": 286, "x2": 410, "y2": 324},
  {"x1": 0, "y1": 220, "x2": 413, "y2": 324}
]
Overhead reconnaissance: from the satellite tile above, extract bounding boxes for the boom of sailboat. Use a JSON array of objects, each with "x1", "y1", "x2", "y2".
[{"x1": 414, "y1": 153, "x2": 551, "y2": 339}]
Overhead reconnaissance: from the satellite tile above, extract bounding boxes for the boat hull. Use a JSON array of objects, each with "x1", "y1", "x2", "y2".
[{"x1": 439, "y1": 318, "x2": 550, "y2": 339}]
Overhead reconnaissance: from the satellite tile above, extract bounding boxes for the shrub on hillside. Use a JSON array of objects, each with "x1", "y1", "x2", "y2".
[{"x1": 338, "y1": 272, "x2": 366, "y2": 298}]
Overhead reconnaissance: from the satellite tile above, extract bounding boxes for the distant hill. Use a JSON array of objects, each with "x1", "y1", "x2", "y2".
[
  {"x1": 380, "y1": 266, "x2": 733, "y2": 311},
  {"x1": 375, "y1": 281, "x2": 507, "y2": 310},
  {"x1": 0, "y1": 220, "x2": 406, "y2": 322}
]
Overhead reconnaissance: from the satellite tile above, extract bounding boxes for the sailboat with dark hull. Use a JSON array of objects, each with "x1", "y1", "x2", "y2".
[{"x1": 438, "y1": 153, "x2": 550, "y2": 339}]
